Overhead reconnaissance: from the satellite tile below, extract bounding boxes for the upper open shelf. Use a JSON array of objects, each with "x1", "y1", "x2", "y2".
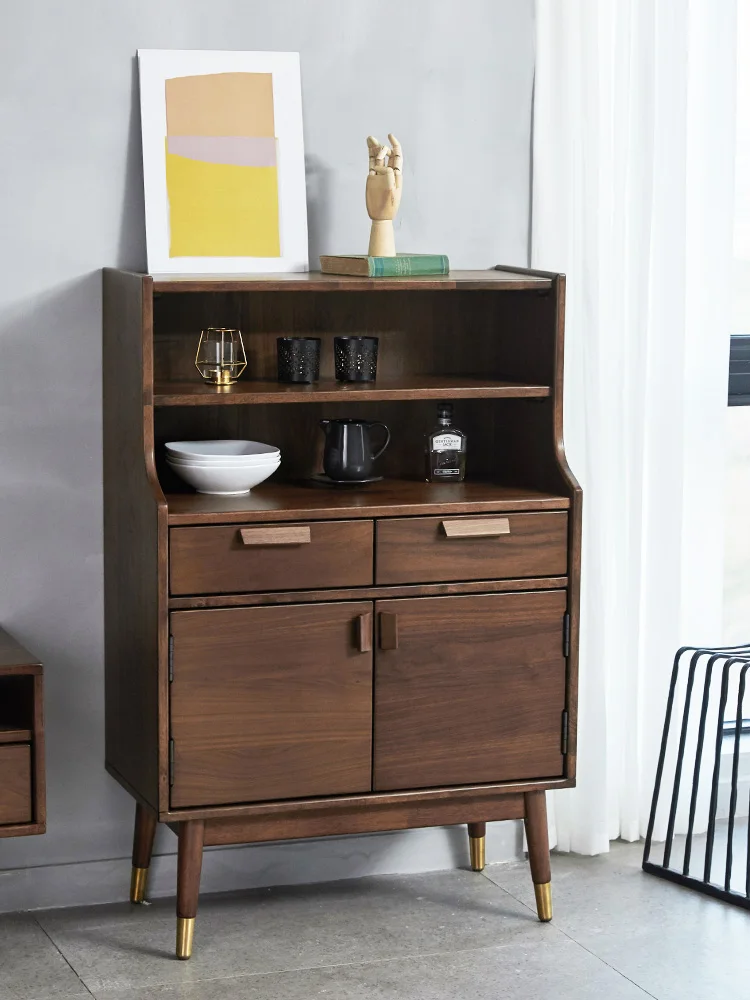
[{"x1": 153, "y1": 375, "x2": 551, "y2": 407}]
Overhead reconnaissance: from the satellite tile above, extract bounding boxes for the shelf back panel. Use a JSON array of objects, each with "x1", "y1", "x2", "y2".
[{"x1": 152, "y1": 290, "x2": 557, "y2": 387}]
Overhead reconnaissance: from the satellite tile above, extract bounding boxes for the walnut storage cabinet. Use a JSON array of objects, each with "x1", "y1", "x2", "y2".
[{"x1": 103, "y1": 267, "x2": 581, "y2": 960}]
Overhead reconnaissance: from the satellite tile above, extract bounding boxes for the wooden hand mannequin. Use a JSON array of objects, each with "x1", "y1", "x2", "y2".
[{"x1": 366, "y1": 134, "x2": 402, "y2": 256}]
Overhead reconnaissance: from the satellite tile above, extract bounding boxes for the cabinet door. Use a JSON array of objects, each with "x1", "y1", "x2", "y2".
[
  {"x1": 374, "y1": 591, "x2": 567, "y2": 791},
  {"x1": 170, "y1": 602, "x2": 373, "y2": 808}
]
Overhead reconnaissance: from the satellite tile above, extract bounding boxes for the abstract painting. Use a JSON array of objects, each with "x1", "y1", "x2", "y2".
[{"x1": 139, "y1": 51, "x2": 308, "y2": 273}]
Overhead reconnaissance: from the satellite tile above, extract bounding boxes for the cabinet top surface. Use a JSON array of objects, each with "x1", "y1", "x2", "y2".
[
  {"x1": 112, "y1": 269, "x2": 556, "y2": 293},
  {"x1": 165, "y1": 479, "x2": 571, "y2": 525},
  {"x1": 0, "y1": 626, "x2": 42, "y2": 674}
]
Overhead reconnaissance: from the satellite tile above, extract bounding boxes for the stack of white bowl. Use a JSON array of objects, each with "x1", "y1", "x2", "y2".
[{"x1": 166, "y1": 440, "x2": 281, "y2": 495}]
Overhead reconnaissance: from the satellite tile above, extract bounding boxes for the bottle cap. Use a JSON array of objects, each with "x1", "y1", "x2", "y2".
[{"x1": 437, "y1": 403, "x2": 453, "y2": 420}]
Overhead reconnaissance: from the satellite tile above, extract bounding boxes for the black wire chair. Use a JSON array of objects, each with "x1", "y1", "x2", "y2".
[{"x1": 643, "y1": 643, "x2": 750, "y2": 908}]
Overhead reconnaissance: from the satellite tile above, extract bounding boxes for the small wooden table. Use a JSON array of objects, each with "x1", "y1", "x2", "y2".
[{"x1": 0, "y1": 628, "x2": 45, "y2": 837}]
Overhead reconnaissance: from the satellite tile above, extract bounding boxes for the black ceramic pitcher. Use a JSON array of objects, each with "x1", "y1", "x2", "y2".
[{"x1": 320, "y1": 418, "x2": 391, "y2": 481}]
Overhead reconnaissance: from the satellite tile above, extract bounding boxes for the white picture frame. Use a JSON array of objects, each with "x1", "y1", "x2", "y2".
[{"x1": 138, "y1": 49, "x2": 308, "y2": 274}]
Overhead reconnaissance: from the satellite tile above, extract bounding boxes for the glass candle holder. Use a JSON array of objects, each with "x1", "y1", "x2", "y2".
[{"x1": 195, "y1": 328, "x2": 247, "y2": 385}]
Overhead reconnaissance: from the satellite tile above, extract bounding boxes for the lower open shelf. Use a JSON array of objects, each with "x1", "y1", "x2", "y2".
[{"x1": 165, "y1": 478, "x2": 571, "y2": 525}]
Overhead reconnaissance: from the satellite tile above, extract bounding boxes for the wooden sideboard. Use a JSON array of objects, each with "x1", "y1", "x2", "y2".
[
  {"x1": 103, "y1": 266, "x2": 581, "y2": 960},
  {"x1": 0, "y1": 628, "x2": 45, "y2": 838}
]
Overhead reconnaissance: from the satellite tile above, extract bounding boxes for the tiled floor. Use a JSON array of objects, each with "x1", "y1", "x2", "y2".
[{"x1": 2, "y1": 839, "x2": 748, "y2": 999}]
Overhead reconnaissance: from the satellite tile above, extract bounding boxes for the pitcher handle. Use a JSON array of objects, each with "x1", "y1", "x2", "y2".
[{"x1": 369, "y1": 421, "x2": 391, "y2": 461}]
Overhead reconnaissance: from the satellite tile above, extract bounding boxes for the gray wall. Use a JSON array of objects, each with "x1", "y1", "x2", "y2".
[{"x1": 0, "y1": 0, "x2": 534, "y2": 910}]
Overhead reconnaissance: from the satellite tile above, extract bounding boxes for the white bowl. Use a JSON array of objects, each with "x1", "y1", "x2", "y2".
[
  {"x1": 168, "y1": 465, "x2": 281, "y2": 477},
  {"x1": 166, "y1": 459, "x2": 279, "y2": 495},
  {"x1": 166, "y1": 440, "x2": 279, "y2": 460},
  {"x1": 167, "y1": 457, "x2": 280, "y2": 471},
  {"x1": 166, "y1": 454, "x2": 281, "y2": 468}
]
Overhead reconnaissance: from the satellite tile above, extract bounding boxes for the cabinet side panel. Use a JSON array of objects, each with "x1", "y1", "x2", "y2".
[
  {"x1": 553, "y1": 276, "x2": 582, "y2": 777},
  {"x1": 488, "y1": 279, "x2": 581, "y2": 778},
  {"x1": 103, "y1": 270, "x2": 161, "y2": 808},
  {"x1": 33, "y1": 672, "x2": 45, "y2": 830}
]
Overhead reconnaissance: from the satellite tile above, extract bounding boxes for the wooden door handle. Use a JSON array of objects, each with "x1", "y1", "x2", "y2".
[
  {"x1": 356, "y1": 613, "x2": 372, "y2": 652},
  {"x1": 441, "y1": 518, "x2": 510, "y2": 538},
  {"x1": 379, "y1": 612, "x2": 399, "y2": 650},
  {"x1": 239, "y1": 526, "x2": 311, "y2": 546}
]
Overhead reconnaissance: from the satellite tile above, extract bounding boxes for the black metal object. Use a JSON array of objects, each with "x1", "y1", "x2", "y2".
[
  {"x1": 728, "y1": 335, "x2": 750, "y2": 406},
  {"x1": 643, "y1": 643, "x2": 750, "y2": 909},
  {"x1": 277, "y1": 337, "x2": 321, "y2": 383},
  {"x1": 334, "y1": 336, "x2": 379, "y2": 382}
]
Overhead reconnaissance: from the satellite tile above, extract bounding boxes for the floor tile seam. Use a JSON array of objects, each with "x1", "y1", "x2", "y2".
[
  {"x1": 552, "y1": 928, "x2": 661, "y2": 1000},
  {"x1": 31, "y1": 912, "x2": 97, "y2": 998},
  {"x1": 81, "y1": 936, "x2": 564, "y2": 996},
  {"x1": 478, "y1": 873, "x2": 659, "y2": 999},
  {"x1": 34, "y1": 879, "x2": 535, "y2": 935},
  {"x1": 20, "y1": 994, "x2": 92, "y2": 1000}
]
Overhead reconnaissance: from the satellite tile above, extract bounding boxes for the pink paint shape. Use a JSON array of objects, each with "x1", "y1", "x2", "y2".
[{"x1": 166, "y1": 135, "x2": 277, "y2": 167}]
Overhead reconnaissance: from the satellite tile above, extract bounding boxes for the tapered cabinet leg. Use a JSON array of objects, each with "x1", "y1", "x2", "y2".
[
  {"x1": 524, "y1": 791, "x2": 552, "y2": 921},
  {"x1": 467, "y1": 822, "x2": 486, "y2": 872},
  {"x1": 176, "y1": 820, "x2": 205, "y2": 960},
  {"x1": 130, "y1": 803, "x2": 157, "y2": 904}
]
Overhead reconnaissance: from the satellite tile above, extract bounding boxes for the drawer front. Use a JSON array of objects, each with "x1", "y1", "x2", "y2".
[
  {"x1": 375, "y1": 512, "x2": 568, "y2": 585},
  {"x1": 170, "y1": 519, "x2": 374, "y2": 595},
  {"x1": 0, "y1": 744, "x2": 32, "y2": 826}
]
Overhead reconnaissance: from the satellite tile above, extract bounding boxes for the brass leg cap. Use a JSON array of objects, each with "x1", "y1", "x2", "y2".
[
  {"x1": 469, "y1": 835, "x2": 486, "y2": 872},
  {"x1": 176, "y1": 916, "x2": 195, "y2": 960},
  {"x1": 130, "y1": 867, "x2": 148, "y2": 904},
  {"x1": 534, "y1": 881, "x2": 553, "y2": 921}
]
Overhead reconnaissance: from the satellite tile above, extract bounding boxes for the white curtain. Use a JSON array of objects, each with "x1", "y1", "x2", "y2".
[{"x1": 533, "y1": 0, "x2": 737, "y2": 853}]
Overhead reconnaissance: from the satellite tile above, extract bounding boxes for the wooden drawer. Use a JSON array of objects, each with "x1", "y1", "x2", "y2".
[
  {"x1": 170, "y1": 519, "x2": 374, "y2": 596},
  {"x1": 0, "y1": 744, "x2": 32, "y2": 826},
  {"x1": 375, "y1": 512, "x2": 568, "y2": 585}
]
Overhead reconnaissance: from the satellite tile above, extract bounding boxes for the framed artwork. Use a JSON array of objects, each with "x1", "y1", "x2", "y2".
[{"x1": 138, "y1": 50, "x2": 308, "y2": 274}]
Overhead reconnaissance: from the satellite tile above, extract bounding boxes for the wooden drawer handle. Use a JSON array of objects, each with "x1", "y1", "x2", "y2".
[
  {"x1": 357, "y1": 613, "x2": 372, "y2": 653},
  {"x1": 441, "y1": 518, "x2": 510, "y2": 539},
  {"x1": 239, "y1": 526, "x2": 311, "y2": 546},
  {"x1": 379, "y1": 612, "x2": 399, "y2": 650}
]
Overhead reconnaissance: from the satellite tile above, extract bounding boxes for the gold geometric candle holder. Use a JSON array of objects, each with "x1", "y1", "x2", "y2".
[{"x1": 195, "y1": 327, "x2": 247, "y2": 385}]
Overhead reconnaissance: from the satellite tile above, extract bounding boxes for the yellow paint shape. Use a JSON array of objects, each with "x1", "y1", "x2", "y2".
[
  {"x1": 165, "y1": 73, "x2": 274, "y2": 137},
  {"x1": 166, "y1": 153, "x2": 280, "y2": 258}
]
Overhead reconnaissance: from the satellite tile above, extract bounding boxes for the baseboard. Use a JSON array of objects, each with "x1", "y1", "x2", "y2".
[{"x1": 0, "y1": 821, "x2": 523, "y2": 914}]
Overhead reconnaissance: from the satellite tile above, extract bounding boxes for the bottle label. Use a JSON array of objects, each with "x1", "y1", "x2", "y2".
[
  {"x1": 432, "y1": 433, "x2": 462, "y2": 451},
  {"x1": 434, "y1": 468, "x2": 460, "y2": 477}
]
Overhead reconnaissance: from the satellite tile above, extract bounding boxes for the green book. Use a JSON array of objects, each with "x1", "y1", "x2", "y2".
[{"x1": 320, "y1": 254, "x2": 450, "y2": 277}]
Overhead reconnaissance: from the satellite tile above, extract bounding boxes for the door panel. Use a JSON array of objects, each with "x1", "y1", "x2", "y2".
[
  {"x1": 170, "y1": 602, "x2": 373, "y2": 807},
  {"x1": 373, "y1": 591, "x2": 567, "y2": 791}
]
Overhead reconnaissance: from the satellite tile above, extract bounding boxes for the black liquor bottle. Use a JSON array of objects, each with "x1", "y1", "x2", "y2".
[{"x1": 425, "y1": 403, "x2": 467, "y2": 483}]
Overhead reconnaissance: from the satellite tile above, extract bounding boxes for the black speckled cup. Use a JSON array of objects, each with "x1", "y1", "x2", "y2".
[
  {"x1": 277, "y1": 337, "x2": 321, "y2": 383},
  {"x1": 334, "y1": 336, "x2": 379, "y2": 382}
]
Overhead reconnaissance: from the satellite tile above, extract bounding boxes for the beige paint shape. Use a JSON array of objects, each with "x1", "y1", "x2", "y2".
[{"x1": 165, "y1": 72, "x2": 274, "y2": 137}]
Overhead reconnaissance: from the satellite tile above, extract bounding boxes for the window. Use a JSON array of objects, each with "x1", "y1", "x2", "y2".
[
  {"x1": 729, "y1": 3, "x2": 750, "y2": 403},
  {"x1": 723, "y1": 9, "x2": 750, "y2": 733}
]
